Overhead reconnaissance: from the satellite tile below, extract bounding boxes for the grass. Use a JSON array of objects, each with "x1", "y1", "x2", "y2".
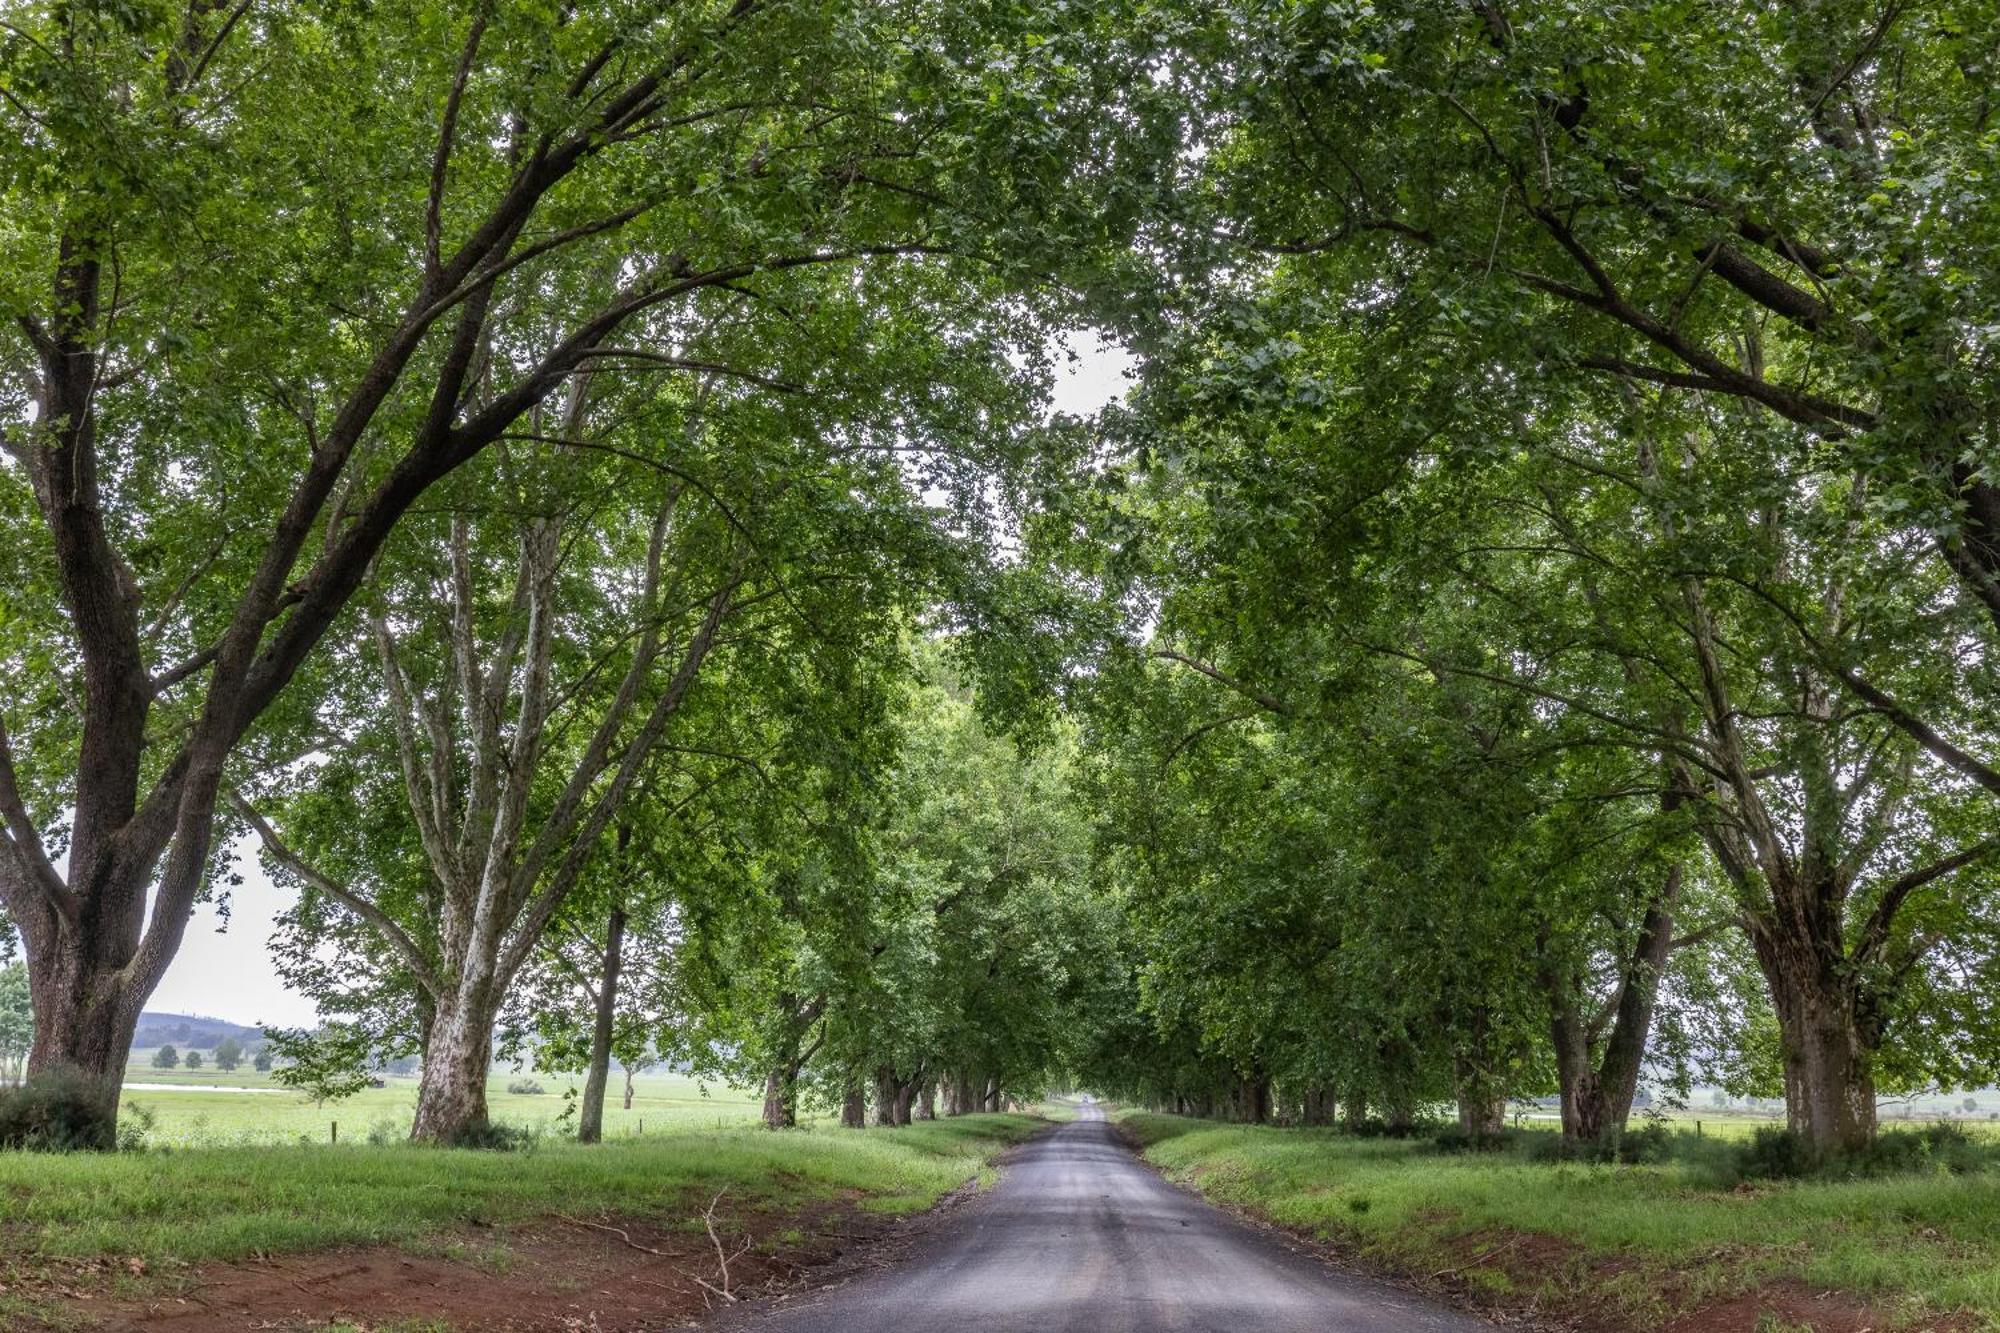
[
  {"x1": 1121, "y1": 1113, "x2": 2000, "y2": 1330},
  {"x1": 0, "y1": 1112, "x2": 1046, "y2": 1266},
  {"x1": 116, "y1": 1066, "x2": 761, "y2": 1148}
]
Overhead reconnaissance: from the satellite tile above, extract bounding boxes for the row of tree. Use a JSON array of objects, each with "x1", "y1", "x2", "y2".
[
  {"x1": 1051, "y1": 0, "x2": 2000, "y2": 1155},
  {"x1": 0, "y1": 0, "x2": 1174, "y2": 1144},
  {"x1": 7, "y1": 0, "x2": 2000, "y2": 1160}
]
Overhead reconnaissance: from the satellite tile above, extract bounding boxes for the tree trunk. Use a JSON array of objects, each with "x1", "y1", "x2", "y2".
[
  {"x1": 1757, "y1": 932, "x2": 1878, "y2": 1153},
  {"x1": 916, "y1": 1079, "x2": 936, "y2": 1120},
  {"x1": 577, "y1": 905, "x2": 626, "y2": 1145},
  {"x1": 874, "y1": 1066, "x2": 897, "y2": 1127},
  {"x1": 1456, "y1": 1091, "x2": 1506, "y2": 1139},
  {"x1": 1545, "y1": 865, "x2": 1681, "y2": 1146},
  {"x1": 411, "y1": 995, "x2": 496, "y2": 1144},
  {"x1": 1342, "y1": 1092, "x2": 1368, "y2": 1130},
  {"x1": 981, "y1": 1076, "x2": 1000, "y2": 1112},
  {"x1": 893, "y1": 1079, "x2": 917, "y2": 1126},
  {"x1": 20, "y1": 942, "x2": 140, "y2": 1143},
  {"x1": 762, "y1": 1063, "x2": 799, "y2": 1129},
  {"x1": 841, "y1": 1077, "x2": 867, "y2": 1129}
]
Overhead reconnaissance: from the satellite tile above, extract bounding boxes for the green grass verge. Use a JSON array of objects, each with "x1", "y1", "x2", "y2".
[
  {"x1": 0, "y1": 1113, "x2": 1046, "y2": 1266},
  {"x1": 1121, "y1": 1114, "x2": 2000, "y2": 1330}
]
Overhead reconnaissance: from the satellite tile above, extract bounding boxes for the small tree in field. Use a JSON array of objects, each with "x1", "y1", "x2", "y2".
[
  {"x1": 151, "y1": 1046, "x2": 178, "y2": 1070},
  {"x1": 183, "y1": 1051, "x2": 202, "y2": 1071},
  {"x1": 252, "y1": 1048, "x2": 272, "y2": 1073},
  {"x1": 213, "y1": 1038, "x2": 242, "y2": 1072}
]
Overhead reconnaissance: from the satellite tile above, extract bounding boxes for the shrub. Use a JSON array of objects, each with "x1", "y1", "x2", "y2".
[
  {"x1": 506, "y1": 1078, "x2": 545, "y2": 1096},
  {"x1": 447, "y1": 1119, "x2": 542, "y2": 1151},
  {"x1": 0, "y1": 1069, "x2": 120, "y2": 1150},
  {"x1": 1430, "y1": 1126, "x2": 1514, "y2": 1154},
  {"x1": 1729, "y1": 1121, "x2": 1992, "y2": 1182}
]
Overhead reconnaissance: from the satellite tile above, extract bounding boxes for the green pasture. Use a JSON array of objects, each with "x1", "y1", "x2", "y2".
[{"x1": 117, "y1": 1054, "x2": 762, "y2": 1148}]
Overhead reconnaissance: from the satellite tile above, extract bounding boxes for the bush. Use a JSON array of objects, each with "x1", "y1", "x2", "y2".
[
  {"x1": 1429, "y1": 1126, "x2": 1513, "y2": 1154},
  {"x1": 447, "y1": 1119, "x2": 542, "y2": 1151},
  {"x1": 506, "y1": 1078, "x2": 545, "y2": 1096},
  {"x1": 1730, "y1": 1121, "x2": 1992, "y2": 1182},
  {"x1": 1520, "y1": 1119, "x2": 1679, "y2": 1166},
  {"x1": 0, "y1": 1069, "x2": 120, "y2": 1150}
]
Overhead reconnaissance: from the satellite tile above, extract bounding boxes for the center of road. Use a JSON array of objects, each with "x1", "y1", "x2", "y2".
[{"x1": 718, "y1": 1107, "x2": 1490, "y2": 1333}]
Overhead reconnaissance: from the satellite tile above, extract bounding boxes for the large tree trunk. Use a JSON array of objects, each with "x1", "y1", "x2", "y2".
[
  {"x1": 762, "y1": 1064, "x2": 800, "y2": 1129},
  {"x1": 873, "y1": 1066, "x2": 897, "y2": 1127},
  {"x1": 915, "y1": 1079, "x2": 936, "y2": 1120},
  {"x1": 411, "y1": 993, "x2": 497, "y2": 1144},
  {"x1": 1755, "y1": 926, "x2": 1878, "y2": 1153},
  {"x1": 892, "y1": 1078, "x2": 917, "y2": 1126},
  {"x1": 19, "y1": 939, "x2": 144, "y2": 1142},
  {"x1": 841, "y1": 1077, "x2": 867, "y2": 1129},
  {"x1": 577, "y1": 905, "x2": 626, "y2": 1145}
]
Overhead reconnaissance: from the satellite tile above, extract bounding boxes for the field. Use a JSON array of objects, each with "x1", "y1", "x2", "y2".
[
  {"x1": 1120, "y1": 1112, "x2": 2000, "y2": 1331},
  {"x1": 119, "y1": 1050, "x2": 760, "y2": 1148}
]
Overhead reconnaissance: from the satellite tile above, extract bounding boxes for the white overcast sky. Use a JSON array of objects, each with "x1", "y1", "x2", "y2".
[{"x1": 146, "y1": 334, "x2": 1136, "y2": 1028}]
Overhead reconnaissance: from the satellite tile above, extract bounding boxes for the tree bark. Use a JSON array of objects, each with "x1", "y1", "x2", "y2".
[
  {"x1": 1754, "y1": 922, "x2": 1879, "y2": 1153},
  {"x1": 576, "y1": 904, "x2": 626, "y2": 1145},
  {"x1": 841, "y1": 1077, "x2": 867, "y2": 1129},
  {"x1": 874, "y1": 1066, "x2": 897, "y2": 1127},
  {"x1": 410, "y1": 998, "x2": 496, "y2": 1144},
  {"x1": 892, "y1": 1078, "x2": 917, "y2": 1126},
  {"x1": 915, "y1": 1079, "x2": 936, "y2": 1120}
]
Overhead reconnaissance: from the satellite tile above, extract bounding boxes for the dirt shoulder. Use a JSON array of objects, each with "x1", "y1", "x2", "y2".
[{"x1": 27, "y1": 1182, "x2": 985, "y2": 1332}]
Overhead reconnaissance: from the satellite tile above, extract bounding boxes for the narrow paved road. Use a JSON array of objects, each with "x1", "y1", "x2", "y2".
[{"x1": 721, "y1": 1106, "x2": 1490, "y2": 1332}]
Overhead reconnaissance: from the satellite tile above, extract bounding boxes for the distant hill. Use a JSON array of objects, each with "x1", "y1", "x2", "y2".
[{"x1": 131, "y1": 1012, "x2": 263, "y2": 1051}]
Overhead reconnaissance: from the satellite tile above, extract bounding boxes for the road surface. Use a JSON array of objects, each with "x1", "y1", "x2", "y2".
[{"x1": 720, "y1": 1105, "x2": 1490, "y2": 1332}]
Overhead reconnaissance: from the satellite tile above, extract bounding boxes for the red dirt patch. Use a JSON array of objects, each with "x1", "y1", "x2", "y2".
[
  {"x1": 40, "y1": 1194, "x2": 912, "y2": 1331},
  {"x1": 1658, "y1": 1279, "x2": 1972, "y2": 1333}
]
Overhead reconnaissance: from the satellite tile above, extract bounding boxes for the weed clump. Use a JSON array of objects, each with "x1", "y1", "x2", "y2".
[{"x1": 0, "y1": 1068, "x2": 121, "y2": 1150}]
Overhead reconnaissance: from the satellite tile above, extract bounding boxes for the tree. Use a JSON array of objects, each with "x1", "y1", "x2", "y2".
[
  {"x1": 184, "y1": 1050, "x2": 204, "y2": 1071},
  {"x1": 213, "y1": 1038, "x2": 242, "y2": 1073},
  {"x1": 151, "y1": 1046, "x2": 179, "y2": 1071},
  {"x1": 0, "y1": 0, "x2": 1176, "y2": 1134},
  {"x1": 252, "y1": 1048, "x2": 272, "y2": 1073}
]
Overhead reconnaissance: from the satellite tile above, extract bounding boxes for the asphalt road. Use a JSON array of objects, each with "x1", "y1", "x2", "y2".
[{"x1": 721, "y1": 1105, "x2": 1491, "y2": 1333}]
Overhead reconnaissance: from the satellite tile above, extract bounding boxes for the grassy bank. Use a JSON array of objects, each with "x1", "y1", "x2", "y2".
[
  {"x1": 1121, "y1": 1113, "x2": 2000, "y2": 1330},
  {"x1": 0, "y1": 1113, "x2": 1044, "y2": 1266}
]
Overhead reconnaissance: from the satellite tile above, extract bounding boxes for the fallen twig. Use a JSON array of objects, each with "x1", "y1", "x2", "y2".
[
  {"x1": 700, "y1": 1187, "x2": 755, "y2": 1302},
  {"x1": 556, "y1": 1213, "x2": 670, "y2": 1257},
  {"x1": 1428, "y1": 1233, "x2": 1527, "y2": 1280}
]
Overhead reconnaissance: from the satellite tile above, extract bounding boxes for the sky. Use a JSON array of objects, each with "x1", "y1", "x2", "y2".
[{"x1": 144, "y1": 333, "x2": 1137, "y2": 1029}]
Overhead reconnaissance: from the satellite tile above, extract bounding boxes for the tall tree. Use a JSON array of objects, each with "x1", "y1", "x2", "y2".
[{"x1": 0, "y1": 0, "x2": 1175, "y2": 1128}]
